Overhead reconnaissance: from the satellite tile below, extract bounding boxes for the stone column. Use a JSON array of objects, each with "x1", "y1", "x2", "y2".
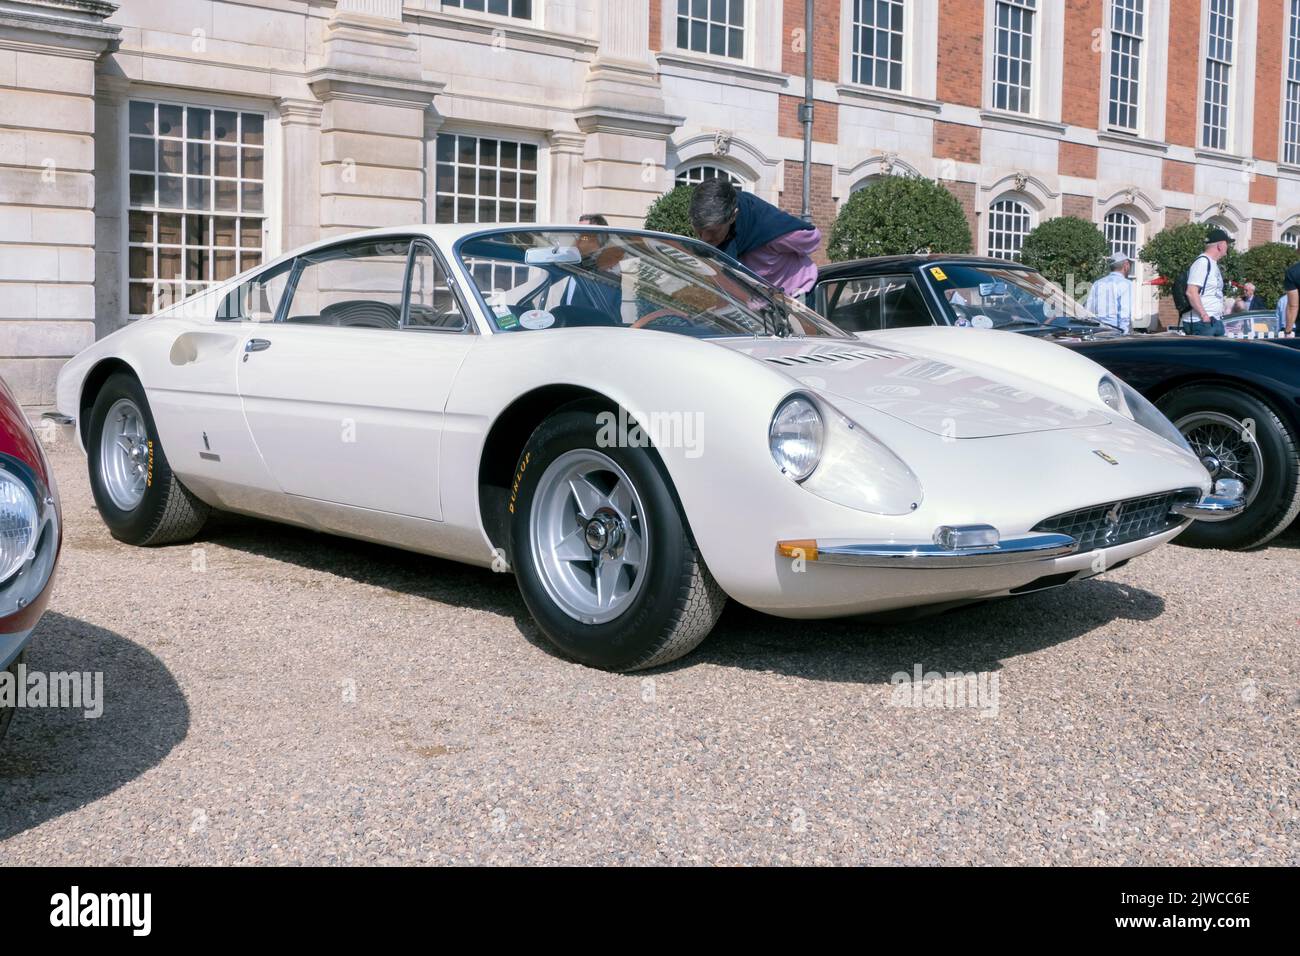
[
  {"x1": 575, "y1": 0, "x2": 682, "y2": 226},
  {"x1": 93, "y1": 73, "x2": 129, "y2": 340},
  {"x1": 309, "y1": 5, "x2": 442, "y2": 237},
  {"x1": 0, "y1": 0, "x2": 120, "y2": 409},
  {"x1": 276, "y1": 98, "x2": 324, "y2": 251},
  {"x1": 548, "y1": 131, "x2": 587, "y2": 223}
]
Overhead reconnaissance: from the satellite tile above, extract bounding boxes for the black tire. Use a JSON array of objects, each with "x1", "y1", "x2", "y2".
[
  {"x1": 509, "y1": 405, "x2": 725, "y2": 671},
  {"x1": 0, "y1": 650, "x2": 23, "y2": 741},
  {"x1": 1158, "y1": 385, "x2": 1300, "y2": 549},
  {"x1": 87, "y1": 372, "x2": 210, "y2": 546}
]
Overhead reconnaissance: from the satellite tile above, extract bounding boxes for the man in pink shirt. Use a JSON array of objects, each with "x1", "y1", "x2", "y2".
[{"x1": 687, "y1": 178, "x2": 822, "y2": 297}]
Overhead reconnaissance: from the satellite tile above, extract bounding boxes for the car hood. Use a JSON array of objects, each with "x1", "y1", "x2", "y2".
[{"x1": 717, "y1": 338, "x2": 1110, "y2": 438}]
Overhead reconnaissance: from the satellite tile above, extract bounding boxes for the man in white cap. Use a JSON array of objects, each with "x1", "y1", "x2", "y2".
[{"x1": 1085, "y1": 251, "x2": 1134, "y2": 333}]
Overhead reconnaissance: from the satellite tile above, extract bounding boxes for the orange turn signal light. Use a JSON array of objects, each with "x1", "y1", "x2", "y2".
[{"x1": 776, "y1": 539, "x2": 818, "y2": 561}]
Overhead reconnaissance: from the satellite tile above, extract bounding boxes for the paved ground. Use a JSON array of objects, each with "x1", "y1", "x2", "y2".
[{"x1": 1, "y1": 436, "x2": 1296, "y2": 865}]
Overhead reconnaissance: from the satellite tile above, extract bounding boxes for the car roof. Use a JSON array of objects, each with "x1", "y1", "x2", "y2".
[{"x1": 817, "y1": 255, "x2": 1033, "y2": 281}]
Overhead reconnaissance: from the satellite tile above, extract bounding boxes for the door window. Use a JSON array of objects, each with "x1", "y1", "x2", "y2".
[
  {"x1": 282, "y1": 238, "x2": 413, "y2": 329},
  {"x1": 405, "y1": 244, "x2": 469, "y2": 331}
]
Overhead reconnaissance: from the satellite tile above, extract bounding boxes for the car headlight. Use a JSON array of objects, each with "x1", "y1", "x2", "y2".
[
  {"x1": 1119, "y1": 380, "x2": 1194, "y2": 453},
  {"x1": 772, "y1": 394, "x2": 923, "y2": 514},
  {"x1": 769, "y1": 395, "x2": 823, "y2": 481},
  {"x1": 1099, "y1": 374, "x2": 1193, "y2": 453},
  {"x1": 0, "y1": 470, "x2": 38, "y2": 585},
  {"x1": 1098, "y1": 375, "x2": 1124, "y2": 411}
]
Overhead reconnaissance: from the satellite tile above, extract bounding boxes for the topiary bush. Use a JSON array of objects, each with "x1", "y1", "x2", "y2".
[
  {"x1": 828, "y1": 175, "x2": 972, "y2": 260},
  {"x1": 643, "y1": 184, "x2": 695, "y2": 237},
  {"x1": 1235, "y1": 242, "x2": 1299, "y2": 304},
  {"x1": 1019, "y1": 216, "x2": 1109, "y2": 290},
  {"x1": 1139, "y1": 221, "x2": 1242, "y2": 296}
]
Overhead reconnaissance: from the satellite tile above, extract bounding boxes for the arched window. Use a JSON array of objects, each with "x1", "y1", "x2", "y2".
[
  {"x1": 674, "y1": 164, "x2": 744, "y2": 189},
  {"x1": 1283, "y1": 227, "x2": 1300, "y2": 248},
  {"x1": 987, "y1": 198, "x2": 1032, "y2": 260},
  {"x1": 1203, "y1": 216, "x2": 1235, "y2": 240},
  {"x1": 1103, "y1": 210, "x2": 1139, "y2": 261}
]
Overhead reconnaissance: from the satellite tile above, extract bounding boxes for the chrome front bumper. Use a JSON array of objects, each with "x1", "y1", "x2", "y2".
[
  {"x1": 807, "y1": 533, "x2": 1078, "y2": 568},
  {"x1": 1171, "y1": 493, "x2": 1246, "y2": 521},
  {"x1": 778, "y1": 487, "x2": 1245, "y2": 570}
]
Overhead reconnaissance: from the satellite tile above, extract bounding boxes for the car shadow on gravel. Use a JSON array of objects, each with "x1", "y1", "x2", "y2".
[
  {"x1": 674, "y1": 577, "x2": 1167, "y2": 684},
  {"x1": 201, "y1": 512, "x2": 1168, "y2": 685},
  {"x1": 0, "y1": 612, "x2": 189, "y2": 841},
  {"x1": 198, "y1": 512, "x2": 524, "y2": 615}
]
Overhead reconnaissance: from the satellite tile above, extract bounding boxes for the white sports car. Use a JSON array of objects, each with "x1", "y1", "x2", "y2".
[{"x1": 55, "y1": 225, "x2": 1240, "y2": 670}]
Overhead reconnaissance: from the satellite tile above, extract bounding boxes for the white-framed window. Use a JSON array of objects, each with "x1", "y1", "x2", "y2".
[
  {"x1": 987, "y1": 198, "x2": 1032, "y2": 259},
  {"x1": 676, "y1": 0, "x2": 746, "y2": 60},
  {"x1": 1201, "y1": 0, "x2": 1234, "y2": 151},
  {"x1": 442, "y1": 0, "x2": 533, "y2": 18},
  {"x1": 674, "y1": 163, "x2": 744, "y2": 188},
  {"x1": 126, "y1": 99, "x2": 266, "y2": 317},
  {"x1": 1285, "y1": 1, "x2": 1300, "y2": 164},
  {"x1": 1107, "y1": 0, "x2": 1144, "y2": 132},
  {"x1": 1283, "y1": 227, "x2": 1300, "y2": 247},
  {"x1": 433, "y1": 132, "x2": 539, "y2": 224},
  {"x1": 992, "y1": 0, "x2": 1036, "y2": 114},
  {"x1": 850, "y1": 0, "x2": 905, "y2": 91},
  {"x1": 1103, "y1": 210, "x2": 1139, "y2": 261}
]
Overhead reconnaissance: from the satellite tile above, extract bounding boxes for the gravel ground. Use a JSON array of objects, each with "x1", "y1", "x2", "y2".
[{"x1": 1, "y1": 436, "x2": 1296, "y2": 865}]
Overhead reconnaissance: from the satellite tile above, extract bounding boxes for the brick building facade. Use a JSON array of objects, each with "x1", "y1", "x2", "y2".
[{"x1": 3, "y1": 0, "x2": 1299, "y2": 406}]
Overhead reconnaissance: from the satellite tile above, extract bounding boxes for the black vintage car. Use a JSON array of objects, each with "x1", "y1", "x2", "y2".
[{"x1": 813, "y1": 255, "x2": 1300, "y2": 550}]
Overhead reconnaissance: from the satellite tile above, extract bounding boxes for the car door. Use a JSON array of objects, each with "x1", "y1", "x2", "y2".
[
  {"x1": 235, "y1": 236, "x2": 475, "y2": 521},
  {"x1": 138, "y1": 257, "x2": 294, "y2": 512}
]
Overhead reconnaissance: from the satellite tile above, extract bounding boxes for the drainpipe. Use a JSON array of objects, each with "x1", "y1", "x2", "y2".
[{"x1": 800, "y1": 0, "x2": 813, "y2": 223}]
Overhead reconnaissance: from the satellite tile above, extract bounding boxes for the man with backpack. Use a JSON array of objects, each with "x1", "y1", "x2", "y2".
[{"x1": 1173, "y1": 228, "x2": 1233, "y2": 336}]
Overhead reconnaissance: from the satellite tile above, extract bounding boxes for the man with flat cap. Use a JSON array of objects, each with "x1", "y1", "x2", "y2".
[
  {"x1": 1086, "y1": 251, "x2": 1134, "y2": 333},
  {"x1": 1181, "y1": 227, "x2": 1233, "y2": 337}
]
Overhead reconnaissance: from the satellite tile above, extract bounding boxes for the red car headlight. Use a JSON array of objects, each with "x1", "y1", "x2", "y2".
[{"x1": 0, "y1": 456, "x2": 58, "y2": 617}]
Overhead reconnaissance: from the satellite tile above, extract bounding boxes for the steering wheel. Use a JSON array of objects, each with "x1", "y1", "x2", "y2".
[{"x1": 631, "y1": 307, "x2": 693, "y2": 330}]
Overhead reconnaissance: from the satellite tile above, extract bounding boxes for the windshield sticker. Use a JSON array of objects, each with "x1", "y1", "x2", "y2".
[
  {"x1": 978, "y1": 282, "x2": 994, "y2": 296},
  {"x1": 971, "y1": 315, "x2": 994, "y2": 329},
  {"x1": 929, "y1": 267, "x2": 948, "y2": 281},
  {"x1": 519, "y1": 309, "x2": 555, "y2": 330},
  {"x1": 498, "y1": 312, "x2": 520, "y2": 329}
]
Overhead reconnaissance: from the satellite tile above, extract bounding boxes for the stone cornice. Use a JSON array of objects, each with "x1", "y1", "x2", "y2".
[
  {"x1": 978, "y1": 109, "x2": 1067, "y2": 138},
  {"x1": 307, "y1": 67, "x2": 444, "y2": 108},
  {"x1": 655, "y1": 51, "x2": 788, "y2": 89},
  {"x1": 547, "y1": 130, "x2": 586, "y2": 153},
  {"x1": 406, "y1": 8, "x2": 599, "y2": 57},
  {"x1": 574, "y1": 105, "x2": 684, "y2": 140},
  {"x1": 276, "y1": 97, "x2": 325, "y2": 126},
  {"x1": 0, "y1": 0, "x2": 120, "y2": 58}
]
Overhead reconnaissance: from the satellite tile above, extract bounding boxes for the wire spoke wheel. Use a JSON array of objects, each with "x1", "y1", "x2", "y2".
[
  {"x1": 1175, "y1": 410, "x2": 1264, "y2": 509},
  {"x1": 99, "y1": 397, "x2": 149, "y2": 511},
  {"x1": 528, "y1": 448, "x2": 650, "y2": 625}
]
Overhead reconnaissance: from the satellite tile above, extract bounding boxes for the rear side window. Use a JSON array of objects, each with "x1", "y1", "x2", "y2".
[
  {"x1": 215, "y1": 259, "x2": 293, "y2": 322},
  {"x1": 822, "y1": 276, "x2": 934, "y2": 332}
]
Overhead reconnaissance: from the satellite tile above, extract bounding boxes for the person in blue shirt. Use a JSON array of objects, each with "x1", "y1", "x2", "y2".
[{"x1": 1084, "y1": 252, "x2": 1134, "y2": 332}]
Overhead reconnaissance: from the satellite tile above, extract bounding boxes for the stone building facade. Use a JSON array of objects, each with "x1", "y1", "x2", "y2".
[{"x1": 3, "y1": 0, "x2": 1299, "y2": 407}]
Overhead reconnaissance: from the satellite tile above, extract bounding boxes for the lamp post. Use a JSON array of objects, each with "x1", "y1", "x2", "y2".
[{"x1": 800, "y1": 0, "x2": 813, "y2": 224}]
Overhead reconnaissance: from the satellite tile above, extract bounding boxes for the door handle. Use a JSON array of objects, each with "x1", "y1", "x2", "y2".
[{"x1": 244, "y1": 338, "x2": 271, "y2": 353}]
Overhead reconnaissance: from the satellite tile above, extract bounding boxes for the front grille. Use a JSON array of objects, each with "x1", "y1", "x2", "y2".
[{"x1": 1031, "y1": 489, "x2": 1195, "y2": 552}]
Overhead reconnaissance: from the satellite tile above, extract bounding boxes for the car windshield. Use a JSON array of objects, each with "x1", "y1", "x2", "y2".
[
  {"x1": 455, "y1": 228, "x2": 852, "y2": 339},
  {"x1": 928, "y1": 264, "x2": 1109, "y2": 331}
]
